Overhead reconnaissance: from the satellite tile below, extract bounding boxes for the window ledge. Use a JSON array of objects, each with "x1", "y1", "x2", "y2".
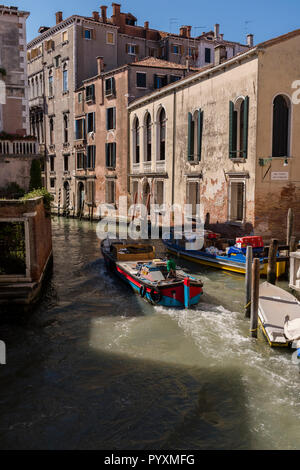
[
  {"x1": 106, "y1": 167, "x2": 116, "y2": 171},
  {"x1": 62, "y1": 91, "x2": 69, "y2": 96},
  {"x1": 49, "y1": 95, "x2": 54, "y2": 100},
  {"x1": 231, "y1": 158, "x2": 246, "y2": 163},
  {"x1": 62, "y1": 41, "x2": 69, "y2": 46}
]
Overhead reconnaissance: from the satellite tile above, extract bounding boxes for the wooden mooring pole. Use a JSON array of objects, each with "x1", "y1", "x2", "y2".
[
  {"x1": 267, "y1": 239, "x2": 279, "y2": 286},
  {"x1": 250, "y1": 258, "x2": 260, "y2": 339},
  {"x1": 287, "y1": 208, "x2": 294, "y2": 246},
  {"x1": 245, "y1": 245, "x2": 253, "y2": 319}
]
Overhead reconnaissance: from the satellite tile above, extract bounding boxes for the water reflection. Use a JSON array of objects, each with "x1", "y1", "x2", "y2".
[{"x1": 0, "y1": 217, "x2": 299, "y2": 450}]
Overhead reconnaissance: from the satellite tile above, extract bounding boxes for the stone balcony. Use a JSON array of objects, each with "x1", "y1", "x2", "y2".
[
  {"x1": 29, "y1": 95, "x2": 44, "y2": 109},
  {"x1": 0, "y1": 138, "x2": 40, "y2": 157}
]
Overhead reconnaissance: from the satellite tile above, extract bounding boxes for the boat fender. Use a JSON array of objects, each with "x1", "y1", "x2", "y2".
[
  {"x1": 140, "y1": 285, "x2": 147, "y2": 298},
  {"x1": 150, "y1": 288, "x2": 162, "y2": 304}
]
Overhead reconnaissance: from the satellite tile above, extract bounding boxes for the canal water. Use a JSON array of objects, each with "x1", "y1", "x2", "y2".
[{"x1": 0, "y1": 217, "x2": 300, "y2": 450}]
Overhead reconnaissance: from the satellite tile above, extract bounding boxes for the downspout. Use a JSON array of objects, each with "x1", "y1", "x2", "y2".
[{"x1": 172, "y1": 89, "x2": 176, "y2": 206}]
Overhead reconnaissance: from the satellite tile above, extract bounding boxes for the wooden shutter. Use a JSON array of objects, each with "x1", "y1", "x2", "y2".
[
  {"x1": 91, "y1": 29, "x2": 96, "y2": 40},
  {"x1": 188, "y1": 112, "x2": 193, "y2": 161},
  {"x1": 197, "y1": 109, "x2": 203, "y2": 161},
  {"x1": 135, "y1": 45, "x2": 139, "y2": 55},
  {"x1": 27, "y1": 51, "x2": 31, "y2": 61},
  {"x1": 154, "y1": 74, "x2": 158, "y2": 89},
  {"x1": 106, "y1": 109, "x2": 109, "y2": 130},
  {"x1": 126, "y1": 44, "x2": 129, "y2": 53},
  {"x1": 105, "y1": 143, "x2": 109, "y2": 167},
  {"x1": 113, "y1": 107, "x2": 116, "y2": 129},
  {"x1": 112, "y1": 143, "x2": 116, "y2": 168},
  {"x1": 229, "y1": 101, "x2": 235, "y2": 158},
  {"x1": 243, "y1": 96, "x2": 249, "y2": 158},
  {"x1": 180, "y1": 45, "x2": 184, "y2": 55}
]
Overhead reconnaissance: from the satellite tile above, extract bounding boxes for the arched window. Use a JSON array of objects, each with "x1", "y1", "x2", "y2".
[
  {"x1": 229, "y1": 96, "x2": 249, "y2": 159},
  {"x1": 63, "y1": 114, "x2": 68, "y2": 143},
  {"x1": 49, "y1": 117, "x2": 54, "y2": 145},
  {"x1": 133, "y1": 117, "x2": 140, "y2": 164},
  {"x1": 272, "y1": 94, "x2": 291, "y2": 157},
  {"x1": 144, "y1": 113, "x2": 152, "y2": 162},
  {"x1": 158, "y1": 108, "x2": 166, "y2": 161},
  {"x1": 36, "y1": 76, "x2": 39, "y2": 97},
  {"x1": 187, "y1": 109, "x2": 203, "y2": 162}
]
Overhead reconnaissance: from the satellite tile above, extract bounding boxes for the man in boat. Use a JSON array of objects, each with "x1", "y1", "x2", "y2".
[{"x1": 166, "y1": 253, "x2": 177, "y2": 279}]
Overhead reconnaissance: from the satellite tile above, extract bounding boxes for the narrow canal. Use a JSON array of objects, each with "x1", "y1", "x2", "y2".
[{"x1": 0, "y1": 217, "x2": 299, "y2": 450}]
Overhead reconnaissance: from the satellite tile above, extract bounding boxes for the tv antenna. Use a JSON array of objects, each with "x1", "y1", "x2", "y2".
[
  {"x1": 244, "y1": 20, "x2": 254, "y2": 35},
  {"x1": 169, "y1": 18, "x2": 179, "y2": 34}
]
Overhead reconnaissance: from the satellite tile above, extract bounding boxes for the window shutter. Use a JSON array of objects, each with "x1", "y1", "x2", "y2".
[
  {"x1": 188, "y1": 112, "x2": 193, "y2": 161},
  {"x1": 180, "y1": 45, "x2": 184, "y2": 55},
  {"x1": 135, "y1": 45, "x2": 139, "y2": 55},
  {"x1": 126, "y1": 44, "x2": 129, "y2": 53},
  {"x1": 113, "y1": 107, "x2": 116, "y2": 129},
  {"x1": 229, "y1": 101, "x2": 235, "y2": 158},
  {"x1": 92, "y1": 146, "x2": 96, "y2": 168},
  {"x1": 106, "y1": 143, "x2": 110, "y2": 167},
  {"x1": 106, "y1": 109, "x2": 109, "y2": 130},
  {"x1": 154, "y1": 74, "x2": 158, "y2": 89},
  {"x1": 158, "y1": 47, "x2": 162, "y2": 58},
  {"x1": 112, "y1": 143, "x2": 116, "y2": 168},
  {"x1": 27, "y1": 51, "x2": 31, "y2": 61},
  {"x1": 197, "y1": 109, "x2": 203, "y2": 161},
  {"x1": 243, "y1": 96, "x2": 249, "y2": 158},
  {"x1": 91, "y1": 29, "x2": 96, "y2": 40}
]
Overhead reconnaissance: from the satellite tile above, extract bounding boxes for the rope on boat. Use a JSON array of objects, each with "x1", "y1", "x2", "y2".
[{"x1": 245, "y1": 301, "x2": 251, "y2": 309}]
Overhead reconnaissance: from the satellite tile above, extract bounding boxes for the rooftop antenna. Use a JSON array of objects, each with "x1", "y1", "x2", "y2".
[
  {"x1": 169, "y1": 18, "x2": 179, "y2": 34},
  {"x1": 244, "y1": 20, "x2": 254, "y2": 35}
]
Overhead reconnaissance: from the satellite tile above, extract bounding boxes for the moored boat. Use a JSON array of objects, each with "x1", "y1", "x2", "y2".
[
  {"x1": 101, "y1": 238, "x2": 203, "y2": 308},
  {"x1": 163, "y1": 232, "x2": 286, "y2": 277},
  {"x1": 258, "y1": 282, "x2": 300, "y2": 351}
]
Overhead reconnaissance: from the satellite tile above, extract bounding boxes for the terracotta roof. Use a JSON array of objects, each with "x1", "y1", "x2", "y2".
[{"x1": 131, "y1": 57, "x2": 200, "y2": 70}]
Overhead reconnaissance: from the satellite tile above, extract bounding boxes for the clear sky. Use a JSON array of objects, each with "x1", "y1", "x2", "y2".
[{"x1": 13, "y1": 0, "x2": 300, "y2": 45}]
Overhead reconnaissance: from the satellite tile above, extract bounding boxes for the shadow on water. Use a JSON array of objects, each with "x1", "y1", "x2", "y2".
[{"x1": 0, "y1": 217, "x2": 251, "y2": 449}]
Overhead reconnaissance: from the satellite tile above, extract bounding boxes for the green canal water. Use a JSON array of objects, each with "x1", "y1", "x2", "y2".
[{"x1": 0, "y1": 217, "x2": 300, "y2": 450}]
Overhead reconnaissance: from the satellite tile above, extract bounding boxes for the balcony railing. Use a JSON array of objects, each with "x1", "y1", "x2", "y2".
[
  {"x1": 0, "y1": 140, "x2": 39, "y2": 156},
  {"x1": 29, "y1": 96, "x2": 44, "y2": 109}
]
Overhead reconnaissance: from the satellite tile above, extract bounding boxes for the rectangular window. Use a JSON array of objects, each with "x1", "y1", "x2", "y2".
[
  {"x1": 187, "y1": 181, "x2": 200, "y2": 217},
  {"x1": 229, "y1": 181, "x2": 245, "y2": 222},
  {"x1": 87, "y1": 145, "x2": 96, "y2": 169},
  {"x1": 50, "y1": 178, "x2": 55, "y2": 189},
  {"x1": 148, "y1": 47, "x2": 156, "y2": 57},
  {"x1": 127, "y1": 44, "x2": 137, "y2": 55},
  {"x1": 75, "y1": 119, "x2": 85, "y2": 140},
  {"x1": 85, "y1": 29, "x2": 91, "y2": 40},
  {"x1": 78, "y1": 92, "x2": 82, "y2": 103},
  {"x1": 107, "y1": 32, "x2": 115, "y2": 44},
  {"x1": 172, "y1": 45, "x2": 179, "y2": 54},
  {"x1": 106, "y1": 107, "x2": 116, "y2": 130},
  {"x1": 154, "y1": 75, "x2": 168, "y2": 89},
  {"x1": 136, "y1": 72, "x2": 147, "y2": 88},
  {"x1": 106, "y1": 180, "x2": 115, "y2": 204},
  {"x1": 87, "y1": 112, "x2": 95, "y2": 133},
  {"x1": 63, "y1": 69, "x2": 68, "y2": 92},
  {"x1": 205, "y1": 48, "x2": 211, "y2": 63},
  {"x1": 49, "y1": 75, "x2": 54, "y2": 96},
  {"x1": 86, "y1": 84, "x2": 95, "y2": 102},
  {"x1": 155, "y1": 181, "x2": 164, "y2": 206},
  {"x1": 105, "y1": 77, "x2": 116, "y2": 97},
  {"x1": 54, "y1": 56, "x2": 60, "y2": 68},
  {"x1": 50, "y1": 156, "x2": 55, "y2": 172},
  {"x1": 106, "y1": 143, "x2": 116, "y2": 168},
  {"x1": 77, "y1": 152, "x2": 85, "y2": 170},
  {"x1": 62, "y1": 31, "x2": 68, "y2": 43},
  {"x1": 64, "y1": 155, "x2": 69, "y2": 172}
]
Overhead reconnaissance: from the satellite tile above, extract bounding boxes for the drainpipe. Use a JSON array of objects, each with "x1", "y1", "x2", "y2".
[{"x1": 172, "y1": 89, "x2": 176, "y2": 206}]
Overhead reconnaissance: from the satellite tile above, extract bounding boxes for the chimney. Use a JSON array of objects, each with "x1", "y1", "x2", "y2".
[
  {"x1": 214, "y1": 44, "x2": 227, "y2": 66},
  {"x1": 219, "y1": 33, "x2": 224, "y2": 41},
  {"x1": 214, "y1": 23, "x2": 220, "y2": 39},
  {"x1": 186, "y1": 26, "x2": 192, "y2": 38},
  {"x1": 112, "y1": 3, "x2": 121, "y2": 17},
  {"x1": 92, "y1": 11, "x2": 100, "y2": 21},
  {"x1": 144, "y1": 21, "x2": 149, "y2": 30},
  {"x1": 247, "y1": 34, "x2": 254, "y2": 47},
  {"x1": 97, "y1": 56, "x2": 105, "y2": 74},
  {"x1": 101, "y1": 5, "x2": 107, "y2": 23},
  {"x1": 180, "y1": 26, "x2": 187, "y2": 37},
  {"x1": 55, "y1": 11, "x2": 63, "y2": 25}
]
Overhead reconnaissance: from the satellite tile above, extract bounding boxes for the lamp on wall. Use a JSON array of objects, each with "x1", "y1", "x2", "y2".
[{"x1": 283, "y1": 158, "x2": 289, "y2": 167}]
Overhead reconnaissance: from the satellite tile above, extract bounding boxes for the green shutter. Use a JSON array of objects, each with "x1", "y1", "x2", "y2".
[
  {"x1": 113, "y1": 107, "x2": 116, "y2": 129},
  {"x1": 243, "y1": 96, "x2": 249, "y2": 158},
  {"x1": 106, "y1": 109, "x2": 109, "y2": 130},
  {"x1": 197, "y1": 109, "x2": 202, "y2": 161},
  {"x1": 188, "y1": 112, "x2": 193, "y2": 161},
  {"x1": 229, "y1": 101, "x2": 234, "y2": 158}
]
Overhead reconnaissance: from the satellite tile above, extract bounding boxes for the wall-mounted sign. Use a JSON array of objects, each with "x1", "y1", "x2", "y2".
[{"x1": 271, "y1": 172, "x2": 289, "y2": 181}]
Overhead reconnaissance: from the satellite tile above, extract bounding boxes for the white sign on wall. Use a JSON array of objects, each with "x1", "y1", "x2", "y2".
[{"x1": 271, "y1": 172, "x2": 289, "y2": 181}]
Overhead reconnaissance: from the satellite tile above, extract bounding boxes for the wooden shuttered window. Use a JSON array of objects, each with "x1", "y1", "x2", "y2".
[
  {"x1": 105, "y1": 143, "x2": 116, "y2": 168},
  {"x1": 135, "y1": 45, "x2": 139, "y2": 55},
  {"x1": 86, "y1": 180, "x2": 95, "y2": 204},
  {"x1": 243, "y1": 96, "x2": 249, "y2": 159},
  {"x1": 229, "y1": 100, "x2": 237, "y2": 159},
  {"x1": 197, "y1": 109, "x2": 203, "y2": 161},
  {"x1": 188, "y1": 112, "x2": 194, "y2": 161},
  {"x1": 105, "y1": 180, "x2": 115, "y2": 204}
]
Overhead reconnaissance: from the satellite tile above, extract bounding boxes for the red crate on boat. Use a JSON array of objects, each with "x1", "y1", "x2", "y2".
[
  {"x1": 236, "y1": 236, "x2": 264, "y2": 249},
  {"x1": 207, "y1": 232, "x2": 219, "y2": 240}
]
